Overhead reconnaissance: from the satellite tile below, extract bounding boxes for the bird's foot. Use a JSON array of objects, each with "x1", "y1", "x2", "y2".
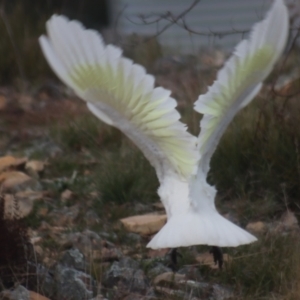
[{"x1": 209, "y1": 246, "x2": 223, "y2": 269}]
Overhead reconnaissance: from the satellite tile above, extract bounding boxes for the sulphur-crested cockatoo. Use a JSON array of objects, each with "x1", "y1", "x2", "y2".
[{"x1": 39, "y1": 0, "x2": 289, "y2": 250}]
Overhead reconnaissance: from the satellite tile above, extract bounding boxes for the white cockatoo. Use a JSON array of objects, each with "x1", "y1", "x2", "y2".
[{"x1": 39, "y1": 0, "x2": 289, "y2": 251}]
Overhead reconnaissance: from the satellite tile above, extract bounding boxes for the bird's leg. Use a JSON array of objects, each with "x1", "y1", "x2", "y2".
[
  {"x1": 169, "y1": 248, "x2": 182, "y2": 271},
  {"x1": 210, "y1": 246, "x2": 223, "y2": 269}
]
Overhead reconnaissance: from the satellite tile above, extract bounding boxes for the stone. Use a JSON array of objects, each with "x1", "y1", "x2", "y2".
[
  {"x1": 153, "y1": 272, "x2": 186, "y2": 285},
  {"x1": 280, "y1": 210, "x2": 298, "y2": 228},
  {"x1": 29, "y1": 291, "x2": 50, "y2": 300},
  {"x1": 48, "y1": 205, "x2": 79, "y2": 226},
  {"x1": 147, "y1": 263, "x2": 173, "y2": 279},
  {"x1": 246, "y1": 221, "x2": 267, "y2": 234},
  {"x1": 103, "y1": 257, "x2": 149, "y2": 294},
  {"x1": 120, "y1": 214, "x2": 167, "y2": 235},
  {"x1": 91, "y1": 295, "x2": 108, "y2": 300},
  {"x1": 195, "y1": 252, "x2": 231, "y2": 269},
  {"x1": 0, "y1": 94, "x2": 7, "y2": 110},
  {"x1": 28, "y1": 263, "x2": 56, "y2": 299},
  {"x1": 60, "y1": 248, "x2": 88, "y2": 272},
  {"x1": 61, "y1": 189, "x2": 74, "y2": 202},
  {"x1": 155, "y1": 286, "x2": 186, "y2": 298},
  {"x1": 175, "y1": 280, "x2": 234, "y2": 300},
  {"x1": 25, "y1": 160, "x2": 45, "y2": 178},
  {"x1": 85, "y1": 210, "x2": 100, "y2": 226},
  {"x1": 0, "y1": 285, "x2": 30, "y2": 300},
  {"x1": 0, "y1": 156, "x2": 27, "y2": 173},
  {"x1": 55, "y1": 264, "x2": 97, "y2": 300},
  {"x1": 0, "y1": 171, "x2": 41, "y2": 193}
]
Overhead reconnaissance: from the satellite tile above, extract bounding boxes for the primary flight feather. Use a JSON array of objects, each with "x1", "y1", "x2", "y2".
[{"x1": 39, "y1": 0, "x2": 289, "y2": 250}]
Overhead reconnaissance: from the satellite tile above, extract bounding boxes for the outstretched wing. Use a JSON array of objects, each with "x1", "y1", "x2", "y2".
[
  {"x1": 194, "y1": 0, "x2": 289, "y2": 176},
  {"x1": 39, "y1": 15, "x2": 199, "y2": 181}
]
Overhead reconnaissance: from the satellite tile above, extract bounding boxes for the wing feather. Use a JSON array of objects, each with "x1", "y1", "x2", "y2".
[
  {"x1": 194, "y1": 0, "x2": 289, "y2": 176},
  {"x1": 40, "y1": 15, "x2": 199, "y2": 181}
]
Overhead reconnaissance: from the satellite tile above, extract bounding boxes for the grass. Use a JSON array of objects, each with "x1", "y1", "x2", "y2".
[
  {"x1": 210, "y1": 90, "x2": 300, "y2": 218},
  {"x1": 0, "y1": 3, "x2": 53, "y2": 86},
  {"x1": 217, "y1": 233, "x2": 300, "y2": 299}
]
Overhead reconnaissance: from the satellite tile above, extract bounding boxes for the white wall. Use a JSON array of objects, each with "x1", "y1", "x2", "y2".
[{"x1": 113, "y1": 0, "x2": 274, "y2": 53}]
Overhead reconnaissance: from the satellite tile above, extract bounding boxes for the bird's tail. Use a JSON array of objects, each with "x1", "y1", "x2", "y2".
[{"x1": 146, "y1": 209, "x2": 256, "y2": 249}]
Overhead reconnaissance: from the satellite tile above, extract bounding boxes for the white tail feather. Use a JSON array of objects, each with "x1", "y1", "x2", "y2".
[{"x1": 147, "y1": 210, "x2": 257, "y2": 249}]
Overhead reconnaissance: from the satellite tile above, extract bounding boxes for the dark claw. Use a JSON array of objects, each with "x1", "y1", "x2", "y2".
[{"x1": 210, "y1": 246, "x2": 223, "y2": 269}]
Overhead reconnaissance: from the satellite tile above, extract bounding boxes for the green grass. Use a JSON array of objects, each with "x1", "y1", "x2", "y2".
[
  {"x1": 210, "y1": 92, "x2": 300, "y2": 219},
  {"x1": 217, "y1": 233, "x2": 300, "y2": 299}
]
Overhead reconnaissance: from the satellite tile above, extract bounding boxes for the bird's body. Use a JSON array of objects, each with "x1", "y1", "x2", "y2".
[{"x1": 39, "y1": 0, "x2": 289, "y2": 250}]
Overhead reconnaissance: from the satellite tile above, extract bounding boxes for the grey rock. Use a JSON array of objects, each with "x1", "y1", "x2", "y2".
[
  {"x1": 99, "y1": 231, "x2": 118, "y2": 242},
  {"x1": 60, "y1": 247, "x2": 88, "y2": 272},
  {"x1": 118, "y1": 257, "x2": 140, "y2": 269},
  {"x1": 55, "y1": 264, "x2": 97, "y2": 300},
  {"x1": 31, "y1": 263, "x2": 56, "y2": 299},
  {"x1": 177, "y1": 280, "x2": 233, "y2": 300},
  {"x1": 49, "y1": 205, "x2": 79, "y2": 226},
  {"x1": 91, "y1": 295, "x2": 108, "y2": 300},
  {"x1": 147, "y1": 263, "x2": 172, "y2": 279},
  {"x1": 25, "y1": 139, "x2": 62, "y2": 158},
  {"x1": 85, "y1": 210, "x2": 101, "y2": 226},
  {"x1": 211, "y1": 284, "x2": 234, "y2": 300},
  {"x1": 103, "y1": 257, "x2": 149, "y2": 294},
  {"x1": 177, "y1": 266, "x2": 202, "y2": 281},
  {"x1": 0, "y1": 285, "x2": 29, "y2": 300},
  {"x1": 126, "y1": 232, "x2": 142, "y2": 243}
]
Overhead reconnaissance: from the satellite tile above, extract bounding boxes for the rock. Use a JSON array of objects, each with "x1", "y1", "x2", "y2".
[
  {"x1": 0, "y1": 94, "x2": 7, "y2": 110},
  {"x1": 177, "y1": 266, "x2": 202, "y2": 281},
  {"x1": 29, "y1": 291, "x2": 50, "y2": 300},
  {"x1": 120, "y1": 214, "x2": 167, "y2": 235},
  {"x1": 126, "y1": 232, "x2": 142, "y2": 242},
  {"x1": 25, "y1": 160, "x2": 45, "y2": 178},
  {"x1": 0, "y1": 285, "x2": 30, "y2": 300},
  {"x1": 211, "y1": 284, "x2": 234, "y2": 300},
  {"x1": 61, "y1": 189, "x2": 74, "y2": 202},
  {"x1": 0, "y1": 156, "x2": 27, "y2": 173},
  {"x1": 153, "y1": 272, "x2": 186, "y2": 285},
  {"x1": 122, "y1": 293, "x2": 150, "y2": 300},
  {"x1": 246, "y1": 221, "x2": 267, "y2": 234},
  {"x1": 92, "y1": 246, "x2": 121, "y2": 262},
  {"x1": 280, "y1": 210, "x2": 298, "y2": 228},
  {"x1": 119, "y1": 256, "x2": 140, "y2": 269},
  {"x1": 147, "y1": 263, "x2": 172, "y2": 279},
  {"x1": 152, "y1": 202, "x2": 164, "y2": 209},
  {"x1": 103, "y1": 257, "x2": 149, "y2": 295},
  {"x1": 175, "y1": 280, "x2": 234, "y2": 300},
  {"x1": 91, "y1": 295, "x2": 108, "y2": 300},
  {"x1": 16, "y1": 190, "x2": 45, "y2": 202},
  {"x1": 147, "y1": 248, "x2": 169, "y2": 258},
  {"x1": 85, "y1": 210, "x2": 100, "y2": 226},
  {"x1": 155, "y1": 286, "x2": 186, "y2": 298},
  {"x1": 25, "y1": 139, "x2": 62, "y2": 158},
  {"x1": 48, "y1": 205, "x2": 79, "y2": 226},
  {"x1": 270, "y1": 210, "x2": 299, "y2": 233},
  {"x1": 55, "y1": 230, "x2": 121, "y2": 261},
  {"x1": 55, "y1": 264, "x2": 97, "y2": 300},
  {"x1": 28, "y1": 263, "x2": 56, "y2": 299},
  {"x1": 195, "y1": 252, "x2": 231, "y2": 269},
  {"x1": 60, "y1": 248, "x2": 88, "y2": 272},
  {"x1": 0, "y1": 171, "x2": 41, "y2": 193}
]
